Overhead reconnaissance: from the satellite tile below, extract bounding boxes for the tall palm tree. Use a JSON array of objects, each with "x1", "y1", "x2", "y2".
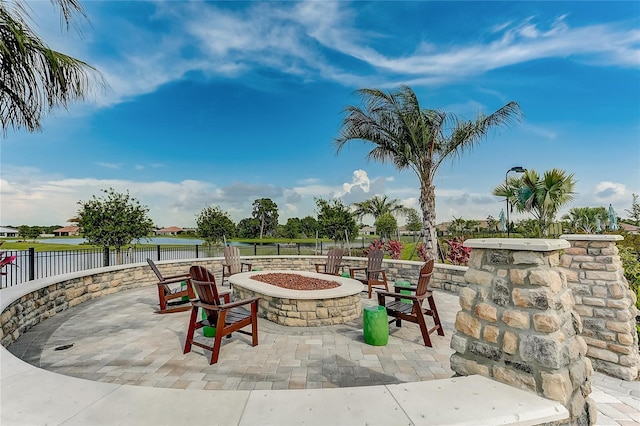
[
  {"x1": 335, "y1": 86, "x2": 522, "y2": 258},
  {"x1": 1, "y1": 0, "x2": 104, "y2": 134},
  {"x1": 492, "y1": 168, "x2": 576, "y2": 237},
  {"x1": 352, "y1": 195, "x2": 405, "y2": 222}
]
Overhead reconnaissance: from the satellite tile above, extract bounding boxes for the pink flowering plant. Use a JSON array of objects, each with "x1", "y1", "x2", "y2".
[
  {"x1": 445, "y1": 237, "x2": 472, "y2": 265},
  {"x1": 367, "y1": 238, "x2": 403, "y2": 259},
  {"x1": 0, "y1": 242, "x2": 17, "y2": 277}
]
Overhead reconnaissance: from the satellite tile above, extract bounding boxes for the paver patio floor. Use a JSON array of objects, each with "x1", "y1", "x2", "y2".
[{"x1": 9, "y1": 286, "x2": 457, "y2": 391}]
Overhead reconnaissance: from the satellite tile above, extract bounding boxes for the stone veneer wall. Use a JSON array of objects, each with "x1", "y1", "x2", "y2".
[
  {"x1": 232, "y1": 285, "x2": 361, "y2": 327},
  {"x1": 450, "y1": 239, "x2": 595, "y2": 425},
  {"x1": 2, "y1": 256, "x2": 457, "y2": 347},
  {"x1": 560, "y1": 234, "x2": 639, "y2": 381}
]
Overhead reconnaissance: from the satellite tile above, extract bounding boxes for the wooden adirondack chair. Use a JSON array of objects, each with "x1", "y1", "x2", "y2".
[
  {"x1": 349, "y1": 248, "x2": 389, "y2": 298},
  {"x1": 183, "y1": 274, "x2": 260, "y2": 365},
  {"x1": 189, "y1": 265, "x2": 232, "y2": 304},
  {"x1": 147, "y1": 258, "x2": 193, "y2": 314},
  {"x1": 376, "y1": 259, "x2": 444, "y2": 347},
  {"x1": 222, "y1": 246, "x2": 252, "y2": 286},
  {"x1": 314, "y1": 248, "x2": 344, "y2": 275}
]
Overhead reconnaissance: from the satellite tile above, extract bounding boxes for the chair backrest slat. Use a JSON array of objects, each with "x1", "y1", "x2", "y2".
[
  {"x1": 147, "y1": 258, "x2": 163, "y2": 280},
  {"x1": 325, "y1": 248, "x2": 343, "y2": 275},
  {"x1": 224, "y1": 246, "x2": 242, "y2": 274},
  {"x1": 415, "y1": 259, "x2": 435, "y2": 297},
  {"x1": 190, "y1": 265, "x2": 215, "y2": 283},
  {"x1": 367, "y1": 248, "x2": 385, "y2": 280}
]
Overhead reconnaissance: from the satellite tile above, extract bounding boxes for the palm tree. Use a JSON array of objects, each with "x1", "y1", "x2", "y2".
[
  {"x1": 335, "y1": 86, "x2": 522, "y2": 258},
  {"x1": 492, "y1": 168, "x2": 576, "y2": 237},
  {"x1": 1, "y1": 0, "x2": 104, "y2": 134},
  {"x1": 352, "y1": 195, "x2": 405, "y2": 222},
  {"x1": 562, "y1": 207, "x2": 607, "y2": 234}
]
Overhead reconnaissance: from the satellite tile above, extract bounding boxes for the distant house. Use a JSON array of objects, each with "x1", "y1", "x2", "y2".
[
  {"x1": 52, "y1": 226, "x2": 80, "y2": 236},
  {"x1": 155, "y1": 226, "x2": 185, "y2": 236},
  {"x1": 359, "y1": 226, "x2": 376, "y2": 236},
  {"x1": 0, "y1": 226, "x2": 18, "y2": 237},
  {"x1": 619, "y1": 222, "x2": 639, "y2": 234}
]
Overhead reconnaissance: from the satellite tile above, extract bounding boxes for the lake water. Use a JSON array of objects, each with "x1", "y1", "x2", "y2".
[{"x1": 35, "y1": 237, "x2": 205, "y2": 245}]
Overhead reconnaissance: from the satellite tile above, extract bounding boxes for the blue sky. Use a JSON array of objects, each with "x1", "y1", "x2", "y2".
[{"x1": 2, "y1": 1, "x2": 639, "y2": 228}]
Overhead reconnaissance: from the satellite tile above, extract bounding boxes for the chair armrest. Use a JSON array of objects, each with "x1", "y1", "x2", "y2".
[
  {"x1": 158, "y1": 275, "x2": 189, "y2": 285},
  {"x1": 164, "y1": 272, "x2": 191, "y2": 280},
  {"x1": 376, "y1": 290, "x2": 419, "y2": 301},
  {"x1": 220, "y1": 297, "x2": 261, "y2": 310},
  {"x1": 349, "y1": 267, "x2": 366, "y2": 273},
  {"x1": 241, "y1": 262, "x2": 252, "y2": 271},
  {"x1": 393, "y1": 284, "x2": 417, "y2": 292},
  {"x1": 367, "y1": 268, "x2": 385, "y2": 274}
]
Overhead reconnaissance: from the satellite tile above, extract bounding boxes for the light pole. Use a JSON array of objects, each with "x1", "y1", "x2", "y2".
[{"x1": 505, "y1": 166, "x2": 526, "y2": 238}]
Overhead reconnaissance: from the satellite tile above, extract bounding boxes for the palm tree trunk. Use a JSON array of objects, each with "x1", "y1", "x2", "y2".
[{"x1": 420, "y1": 181, "x2": 438, "y2": 260}]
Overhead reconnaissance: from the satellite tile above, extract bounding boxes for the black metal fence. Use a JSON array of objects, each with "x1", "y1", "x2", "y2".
[{"x1": 0, "y1": 243, "x2": 334, "y2": 288}]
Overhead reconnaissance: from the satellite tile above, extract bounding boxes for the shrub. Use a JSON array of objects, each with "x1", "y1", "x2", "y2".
[{"x1": 444, "y1": 237, "x2": 472, "y2": 265}]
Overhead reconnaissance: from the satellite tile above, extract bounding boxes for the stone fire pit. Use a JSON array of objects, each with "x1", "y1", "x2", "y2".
[{"x1": 229, "y1": 270, "x2": 363, "y2": 326}]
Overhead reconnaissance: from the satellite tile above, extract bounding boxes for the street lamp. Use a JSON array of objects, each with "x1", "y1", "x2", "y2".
[{"x1": 505, "y1": 166, "x2": 526, "y2": 238}]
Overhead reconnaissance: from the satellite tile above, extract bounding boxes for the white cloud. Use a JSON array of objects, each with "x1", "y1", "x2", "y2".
[{"x1": 593, "y1": 181, "x2": 627, "y2": 201}]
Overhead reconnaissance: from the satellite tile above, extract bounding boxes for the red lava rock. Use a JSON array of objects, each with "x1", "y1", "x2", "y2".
[{"x1": 251, "y1": 273, "x2": 340, "y2": 290}]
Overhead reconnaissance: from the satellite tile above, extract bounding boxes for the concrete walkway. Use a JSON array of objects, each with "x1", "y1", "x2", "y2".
[{"x1": 5, "y1": 286, "x2": 639, "y2": 425}]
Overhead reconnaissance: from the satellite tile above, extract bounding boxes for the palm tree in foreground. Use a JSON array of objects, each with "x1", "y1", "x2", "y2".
[
  {"x1": 335, "y1": 86, "x2": 523, "y2": 259},
  {"x1": 492, "y1": 168, "x2": 576, "y2": 237},
  {"x1": 0, "y1": 0, "x2": 104, "y2": 134}
]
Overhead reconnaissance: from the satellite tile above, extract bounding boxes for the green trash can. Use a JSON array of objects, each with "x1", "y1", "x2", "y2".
[
  {"x1": 180, "y1": 281, "x2": 190, "y2": 301},
  {"x1": 202, "y1": 310, "x2": 216, "y2": 338},
  {"x1": 363, "y1": 306, "x2": 389, "y2": 346},
  {"x1": 252, "y1": 267, "x2": 263, "y2": 271},
  {"x1": 341, "y1": 271, "x2": 351, "y2": 278},
  {"x1": 395, "y1": 281, "x2": 412, "y2": 304}
]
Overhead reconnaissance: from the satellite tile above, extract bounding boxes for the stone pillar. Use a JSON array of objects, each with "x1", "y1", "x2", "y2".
[
  {"x1": 451, "y1": 238, "x2": 595, "y2": 425},
  {"x1": 560, "y1": 234, "x2": 639, "y2": 381}
]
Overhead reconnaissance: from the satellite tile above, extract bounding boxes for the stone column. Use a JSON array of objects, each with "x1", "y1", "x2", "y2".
[
  {"x1": 560, "y1": 234, "x2": 639, "y2": 381},
  {"x1": 451, "y1": 238, "x2": 595, "y2": 425}
]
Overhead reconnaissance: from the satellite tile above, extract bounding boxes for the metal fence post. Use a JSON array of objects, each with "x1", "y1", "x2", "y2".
[
  {"x1": 254, "y1": 243, "x2": 257, "y2": 256},
  {"x1": 195, "y1": 245, "x2": 199, "y2": 258},
  {"x1": 103, "y1": 247, "x2": 110, "y2": 267},
  {"x1": 28, "y1": 247, "x2": 35, "y2": 281},
  {"x1": 277, "y1": 244, "x2": 280, "y2": 255},
  {"x1": 156, "y1": 245, "x2": 161, "y2": 261}
]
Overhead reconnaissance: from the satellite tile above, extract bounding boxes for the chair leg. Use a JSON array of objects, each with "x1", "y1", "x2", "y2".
[
  {"x1": 210, "y1": 311, "x2": 227, "y2": 364},
  {"x1": 183, "y1": 307, "x2": 198, "y2": 354},
  {"x1": 158, "y1": 286, "x2": 167, "y2": 311},
  {"x1": 427, "y1": 295, "x2": 445, "y2": 336},
  {"x1": 251, "y1": 303, "x2": 259, "y2": 347},
  {"x1": 414, "y1": 301, "x2": 433, "y2": 347}
]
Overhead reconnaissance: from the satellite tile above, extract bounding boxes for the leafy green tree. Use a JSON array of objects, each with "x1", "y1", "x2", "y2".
[
  {"x1": 77, "y1": 188, "x2": 154, "y2": 263},
  {"x1": 282, "y1": 218, "x2": 302, "y2": 239},
  {"x1": 465, "y1": 219, "x2": 481, "y2": 233},
  {"x1": 236, "y1": 217, "x2": 260, "y2": 239},
  {"x1": 375, "y1": 213, "x2": 397, "y2": 240},
  {"x1": 196, "y1": 206, "x2": 235, "y2": 246},
  {"x1": 335, "y1": 86, "x2": 522, "y2": 258},
  {"x1": 352, "y1": 195, "x2": 404, "y2": 222},
  {"x1": 252, "y1": 198, "x2": 279, "y2": 239},
  {"x1": 447, "y1": 217, "x2": 467, "y2": 235},
  {"x1": 300, "y1": 216, "x2": 319, "y2": 238},
  {"x1": 513, "y1": 219, "x2": 538, "y2": 238},
  {"x1": 493, "y1": 168, "x2": 576, "y2": 237},
  {"x1": 562, "y1": 207, "x2": 608, "y2": 233},
  {"x1": 18, "y1": 225, "x2": 41, "y2": 241},
  {"x1": 625, "y1": 193, "x2": 640, "y2": 226},
  {"x1": 315, "y1": 198, "x2": 358, "y2": 242},
  {"x1": 405, "y1": 208, "x2": 422, "y2": 240},
  {"x1": 1, "y1": 0, "x2": 104, "y2": 134}
]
